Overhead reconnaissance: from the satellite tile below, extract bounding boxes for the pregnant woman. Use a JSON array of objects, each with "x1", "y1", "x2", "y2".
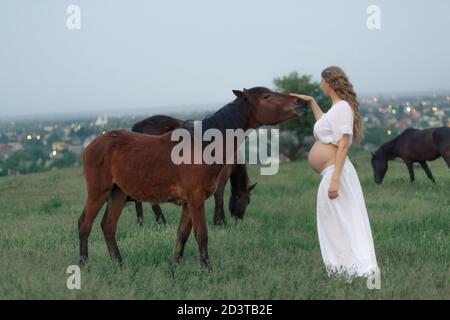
[{"x1": 290, "y1": 66, "x2": 379, "y2": 281}]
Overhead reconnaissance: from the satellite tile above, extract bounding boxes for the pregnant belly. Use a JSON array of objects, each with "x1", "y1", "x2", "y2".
[{"x1": 308, "y1": 141, "x2": 338, "y2": 174}]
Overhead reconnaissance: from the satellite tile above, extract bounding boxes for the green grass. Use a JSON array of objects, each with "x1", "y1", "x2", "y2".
[{"x1": 0, "y1": 152, "x2": 449, "y2": 299}]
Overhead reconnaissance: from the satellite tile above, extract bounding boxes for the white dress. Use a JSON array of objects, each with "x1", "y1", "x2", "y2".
[{"x1": 313, "y1": 100, "x2": 379, "y2": 281}]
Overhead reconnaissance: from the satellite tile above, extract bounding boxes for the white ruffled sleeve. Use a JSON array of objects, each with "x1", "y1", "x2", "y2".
[{"x1": 329, "y1": 101, "x2": 354, "y2": 145}]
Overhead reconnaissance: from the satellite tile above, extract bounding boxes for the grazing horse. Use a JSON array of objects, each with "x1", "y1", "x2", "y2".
[
  {"x1": 371, "y1": 127, "x2": 450, "y2": 184},
  {"x1": 78, "y1": 87, "x2": 308, "y2": 269},
  {"x1": 129, "y1": 115, "x2": 256, "y2": 226}
]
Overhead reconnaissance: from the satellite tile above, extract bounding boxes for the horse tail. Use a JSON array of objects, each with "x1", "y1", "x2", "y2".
[{"x1": 432, "y1": 127, "x2": 450, "y2": 167}]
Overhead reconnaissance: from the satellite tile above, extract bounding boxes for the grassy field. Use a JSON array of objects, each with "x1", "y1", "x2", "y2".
[{"x1": 0, "y1": 151, "x2": 449, "y2": 299}]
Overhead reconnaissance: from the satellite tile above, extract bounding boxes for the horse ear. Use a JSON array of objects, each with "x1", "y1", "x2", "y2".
[
  {"x1": 233, "y1": 89, "x2": 247, "y2": 99},
  {"x1": 249, "y1": 182, "x2": 257, "y2": 192}
]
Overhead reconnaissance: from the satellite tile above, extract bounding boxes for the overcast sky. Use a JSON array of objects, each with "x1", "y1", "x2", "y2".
[{"x1": 1, "y1": 0, "x2": 449, "y2": 118}]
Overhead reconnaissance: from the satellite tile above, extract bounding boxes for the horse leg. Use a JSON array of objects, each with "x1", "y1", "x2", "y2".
[
  {"x1": 135, "y1": 201, "x2": 144, "y2": 226},
  {"x1": 172, "y1": 204, "x2": 192, "y2": 264},
  {"x1": 404, "y1": 160, "x2": 415, "y2": 183},
  {"x1": 78, "y1": 193, "x2": 109, "y2": 265},
  {"x1": 213, "y1": 184, "x2": 226, "y2": 225},
  {"x1": 100, "y1": 185, "x2": 127, "y2": 265},
  {"x1": 152, "y1": 204, "x2": 166, "y2": 225},
  {"x1": 419, "y1": 161, "x2": 436, "y2": 183},
  {"x1": 189, "y1": 197, "x2": 211, "y2": 270}
]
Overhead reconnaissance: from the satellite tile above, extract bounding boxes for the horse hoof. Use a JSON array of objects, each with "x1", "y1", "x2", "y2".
[
  {"x1": 79, "y1": 256, "x2": 88, "y2": 266},
  {"x1": 200, "y1": 258, "x2": 212, "y2": 271},
  {"x1": 113, "y1": 258, "x2": 124, "y2": 269},
  {"x1": 214, "y1": 219, "x2": 226, "y2": 226},
  {"x1": 169, "y1": 264, "x2": 176, "y2": 278},
  {"x1": 137, "y1": 219, "x2": 143, "y2": 227},
  {"x1": 169, "y1": 257, "x2": 182, "y2": 278}
]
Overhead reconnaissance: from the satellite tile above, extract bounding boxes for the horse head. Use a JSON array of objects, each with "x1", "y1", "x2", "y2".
[
  {"x1": 232, "y1": 87, "x2": 308, "y2": 128},
  {"x1": 229, "y1": 180, "x2": 257, "y2": 220},
  {"x1": 371, "y1": 150, "x2": 388, "y2": 184}
]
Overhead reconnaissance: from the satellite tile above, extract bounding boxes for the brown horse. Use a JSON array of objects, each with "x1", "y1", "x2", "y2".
[
  {"x1": 371, "y1": 127, "x2": 450, "y2": 184},
  {"x1": 78, "y1": 87, "x2": 308, "y2": 269},
  {"x1": 130, "y1": 115, "x2": 256, "y2": 226}
]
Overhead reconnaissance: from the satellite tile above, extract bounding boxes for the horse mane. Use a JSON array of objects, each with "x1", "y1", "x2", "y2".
[
  {"x1": 375, "y1": 137, "x2": 397, "y2": 159},
  {"x1": 201, "y1": 87, "x2": 272, "y2": 135},
  {"x1": 201, "y1": 98, "x2": 249, "y2": 135}
]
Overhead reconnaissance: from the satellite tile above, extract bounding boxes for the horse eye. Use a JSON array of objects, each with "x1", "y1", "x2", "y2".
[{"x1": 263, "y1": 95, "x2": 271, "y2": 100}]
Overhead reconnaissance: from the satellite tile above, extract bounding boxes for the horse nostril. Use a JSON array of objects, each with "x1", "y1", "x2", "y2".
[
  {"x1": 296, "y1": 98, "x2": 308, "y2": 106},
  {"x1": 294, "y1": 99, "x2": 308, "y2": 111}
]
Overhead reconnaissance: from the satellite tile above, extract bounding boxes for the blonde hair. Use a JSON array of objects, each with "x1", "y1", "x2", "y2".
[{"x1": 321, "y1": 66, "x2": 363, "y2": 144}]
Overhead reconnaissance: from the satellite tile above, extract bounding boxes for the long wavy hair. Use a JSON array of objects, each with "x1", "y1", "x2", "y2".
[{"x1": 321, "y1": 66, "x2": 363, "y2": 144}]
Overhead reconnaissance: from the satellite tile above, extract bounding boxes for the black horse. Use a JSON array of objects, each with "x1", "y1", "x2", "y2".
[
  {"x1": 129, "y1": 115, "x2": 256, "y2": 226},
  {"x1": 371, "y1": 127, "x2": 450, "y2": 184}
]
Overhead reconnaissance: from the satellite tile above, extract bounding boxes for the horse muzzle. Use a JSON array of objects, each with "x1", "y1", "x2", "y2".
[{"x1": 294, "y1": 99, "x2": 309, "y2": 115}]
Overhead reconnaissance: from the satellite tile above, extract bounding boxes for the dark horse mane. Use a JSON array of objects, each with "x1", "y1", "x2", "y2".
[
  {"x1": 201, "y1": 87, "x2": 272, "y2": 135},
  {"x1": 201, "y1": 98, "x2": 248, "y2": 135},
  {"x1": 374, "y1": 138, "x2": 396, "y2": 159}
]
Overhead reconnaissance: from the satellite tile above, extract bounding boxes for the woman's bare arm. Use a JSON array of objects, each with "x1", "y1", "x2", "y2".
[
  {"x1": 309, "y1": 99, "x2": 324, "y2": 121},
  {"x1": 331, "y1": 134, "x2": 350, "y2": 184}
]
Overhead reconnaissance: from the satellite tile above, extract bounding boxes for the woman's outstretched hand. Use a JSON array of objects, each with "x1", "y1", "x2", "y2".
[
  {"x1": 290, "y1": 93, "x2": 323, "y2": 121},
  {"x1": 289, "y1": 93, "x2": 315, "y2": 104}
]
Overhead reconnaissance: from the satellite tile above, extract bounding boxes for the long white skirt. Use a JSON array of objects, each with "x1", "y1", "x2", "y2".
[{"x1": 317, "y1": 157, "x2": 379, "y2": 281}]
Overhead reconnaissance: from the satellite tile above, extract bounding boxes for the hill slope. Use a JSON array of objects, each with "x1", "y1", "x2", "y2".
[{"x1": 0, "y1": 152, "x2": 448, "y2": 299}]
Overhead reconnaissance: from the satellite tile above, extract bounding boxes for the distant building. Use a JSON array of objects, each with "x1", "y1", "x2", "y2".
[
  {"x1": 0, "y1": 144, "x2": 9, "y2": 159},
  {"x1": 68, "y1": 145, "x2": 83, "y2": 155},
  {"x1": 8, "y1": 143, "x2": 23, "y2": 152},
  {"x1": 428, "y1": 120, "x2": 444, "y2": 127},
  {"x1": 52, "y1": 142, "x2": 68, "y2": 151},
  {"x1": 95, "y1": 115, "x2": 108, "y2": 127},
  {"x1": 62, "y1": 128, "x2": 71, "y2": 140},
  {"x1": 362, "y1": 114, "x2": 381, "y2": 128}
]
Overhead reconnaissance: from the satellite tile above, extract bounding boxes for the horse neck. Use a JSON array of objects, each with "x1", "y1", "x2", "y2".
[
  {"x1": 380, "y1": 139, "x2": 398, "y2": 160},
  {"x1": 201, "y1": 98, "x2": 251, "y2": 136},
  {"x1": 229, "y1": 164, "x2": 249, "y2": 195},
  {"x1": 201, "y1": 98, "x2": 252, "y2": 165}
]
